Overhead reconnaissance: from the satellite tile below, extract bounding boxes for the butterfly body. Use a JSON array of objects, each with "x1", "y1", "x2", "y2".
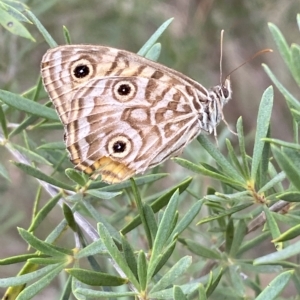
[{"x1": 41, "y1": 45, "x2": 232, "y2": 183}]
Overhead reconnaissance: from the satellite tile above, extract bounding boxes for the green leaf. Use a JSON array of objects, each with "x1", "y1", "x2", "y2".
[
  {"x1": 263, "y1": 64, "x2": 300, "y2": 111},
  {"x1": 173, "y1": 286, "x2": 187, "y2": 300},
  {"x1": 62, "y1": 203, "x2": 78, "y2": 232},
  {"x1": 75, "y1": 240, "x2": 107, "y2": 259},
  {"x1": 169, "y1": 200, "x2": 203, "y2": 241},
  {"x1": 66, "y1": 268, "x2": 127, "y2": 286},
  {"x1": 251, "y1": 86, "x2": 273, "y2": 181},
  {"x1": 0, "y1": 254, "x2": 48, "y2": 265},
  {"x1": 255, "y1": 270, "x2": 293, "y2": 300},
  {"x1": 205, "y1": 268, "x2": 223, "y2": 297},
  {"x1": 28, "y1": 192, "x2": 62, "y2": 232},
  {"x1": 18, "y1": 228, "x2": 73, "y2": 256},
  {"x1": 137, "y1": 251, "x2": 147, "y2": 291},
  {"x1": 254, "y1": 239, "x2": 300, "y2": 264},
  {"x1": 86, "y1": 189, "x2": 122, "y2": 199},
  {"x1": 143, "y1": 203, "x2": 158, "y2": 242},
  {"x1": 0, "y1": 263, "x2": 62, "y2": 287},
  {"x1": 64, "y1": 169, "x2": 86, "y2": 186},
  {"x1": 147, "y1": 190, "x2": 179, "y2": 279},
  {"x1": 174, "y1": 157, "x2": 243, "y2": 186},
  {"x1": 0, "y1": 163, "x2": 10, "y2": 181},
  {"x1": 0, "y1": 105, "x2": 8, "y2": 139},
  {"x1": 12, "y1": 162, "x2": 74, "y2": 191},
  {"x1": 263, "y1": 206, "x2": 282, "y2": 250},
  {"x1": 268, "y1": 23, "x2": 291, "y2": 69},
  {"x1": 16, "y1": 263, "x2": 65, "y2": 300},
  {"x1": 122, "y1": 235, "x2": 138, "y2": 281},
  {"x1": 138, "y1": 18, "x2": 173, "y2": 56},
  {"x1": 262, "y1": 138, "x2": 300, "y2": 150},
  {"x1": 150, "y1": 256, "x2": 192, "y2": 293},
  {"x1": 121, "y1": 177, "x2": 192, "y2": 234},
  {"x1": 291, "y1": 44, "x2": 300, "y2": 86},
  {"x1": 63, "y1": 25, "x2": 72, "y2": 44},
  {"x1": 10, "y1": 143, "x2": 52, "y2": 166},
  {"x1": 271, "y1": 145, "x2": 300, "y2": 191},
  {"x1": 197, "y1": 202, "x2": 252, "y2": 225},
  {"x1": 273, "y1": 224, "x2": 300, "y2": 243},
  {"x1": 97, "y1": 223, "x2": 140, "y2": 288},
  {"x1": 185, "y1": 239, "x2": 221, "y2": 259},
  {"x1": 26, "y1": 10, "x2": 57, "y2": 48},
  {"x1": 37, "y1": 141, "x2": 66, "y2": 150},
  {"x1": 197, "y1": 135, "x2": 244, "y2": 183},
  {"x1": 0, "y1": 90, "x2": 59, "y2": 121},
  {"x1": 277, "y1": 191, "x2": 300, "y2": 202},
  {"x1": 74, "y1": 288, "x2": 137, "y2": 298},
  {"x1": 0, "y1": 6, "x2": 35, "y2": 41},
  {"x1": 198, "y1": 284, "x2": 207, "y2": 300},
  {"x1": 258, "y1": 171, "x2": 286, "y2": 194},
  {"x1": 229, "y1": 219, "x2": 247, "y2": 257},
  {"x1": 145, "y1": 43, "x2": 161, "y2": 61}
]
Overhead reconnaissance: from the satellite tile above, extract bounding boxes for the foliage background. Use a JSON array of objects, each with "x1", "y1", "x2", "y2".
[{"x1": 0, "y1": 0, "x2": 299, "y2": 298}]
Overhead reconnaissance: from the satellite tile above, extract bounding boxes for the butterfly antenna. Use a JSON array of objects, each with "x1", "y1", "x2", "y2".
[
  {"x1": 225, "y1": 48, "x2": 273, "y2": 79},
  {"x1": 220, "y1": 30, "x2": 224, "y2": 85}
]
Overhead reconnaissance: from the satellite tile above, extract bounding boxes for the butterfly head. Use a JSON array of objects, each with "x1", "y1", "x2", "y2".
[{"x1": 219, "y1": 77, "x2": 232, "y2": 106}]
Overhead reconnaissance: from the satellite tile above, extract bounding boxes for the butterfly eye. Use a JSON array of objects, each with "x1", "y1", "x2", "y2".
[
  {"x1": 222, "y1": 86, "x2": 229, "y2": 98},
  {"x1": 113, "y1": 80, "x2": 137, "y2": 102},
  {"x1": 108, "y1": 136, "x2": 132, "y2": 158}
]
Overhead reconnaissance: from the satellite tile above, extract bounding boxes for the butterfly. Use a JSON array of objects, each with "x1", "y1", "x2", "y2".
[{"x1": 41, "y1": 44, "x2": 232, "y2": 184}]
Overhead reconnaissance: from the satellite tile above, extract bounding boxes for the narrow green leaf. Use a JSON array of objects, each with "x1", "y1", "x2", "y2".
[
  {"x1": 138, "y1": 18, "x2": 173, "y2": 56},
  {"x1": 148, "y1": 190, "x2": 179, "y2": 279},
  {"x1": 28, "y1": 257, "x2": 66, "y2": 265},
  {"x1": 143, "y1": 203, "x2": 158, "y2": 244},
  {"x1": 59, "y1": 275, "x2": 72, "y2": 300},
  {"x1": 75, "y1": 288, "x2": 137, "y2": 298},
  {"x1": 291, "y1": 44, "x2": 300, "y2": 86},
  {"x1": 229, "y1": 220, "x2": 247, "y2": 257},
  {"x1": 173, "y1": 286, "x2": 187, "y2": 300},
  {"x1": 86, "y1": 189, "x2": 122, "y2": 199},
  {"x1": 277, "y1": 191, "x2": 300, "y2": 202},
  {"x1": 226, "y1": 138, "x2": 245, "y2": 179},
  {"x1": 153, "y1": 241, "x2": 176, "y2": 277},
  {"x1": 0, "y1": 254, "x2": 47, "y2": 265},
  {"x1": 169, "y1": 200, "x2": 203, "y2": 241},
  {"x1": 271, "y1": 145, "x2": 300, "y2": 191},
  {"x1": 26, "y1": 10, "x2": 57, "y2": 47},
  {"x1": 18, "y1": 228, "x2": 73, "y2": 256},
  {"x1": 130, "y1": 178, "x2": 152, "y2": 247},
  {"x1": 273, "y1": 224, "x2": 300, "y2": 243},
  {"x1": 66, "y1": 268, "x2": 127, "y2": 286},
  {"x1": 82, "y1": 200, "x2": 121, "y2": 242},
  {"x1": 63, "y1": 25, "x2": 72, "y2": 44},
  {"x1": 198, "y1": 284, "x2": 207, "y2": 300},
  {"x1": 258, "y1": 171, "x2": 286, "y2": 194},
  {"x1": 251, "y1": 86, "x2": 273, "y2": 180},
  {"x1": 0, "y1": 90, "x2": 59, "y2": 121},
  {"x1": 255, "y1": 270, "x2": 293, "y2": 300},
  {"x1": 174, "y1": 157, "x2": 243, "y2": 186},
  {"x1": 137, "y1": 251, "x2": 147, "y2": 291},
  {"x1": 97, "y1": 223, "x2": 140, "y2": 288},
  {"x1": 28, "y1": 192, "x2": 62, "y2": 232},
  {"x1": 121, "y1": 177, "x2": 192, "y2": 234},
  {"x1": 1, "y1": 2, "x2": 30, "y2": 23},
  {"x1": 0, "y1": 6, "x2": 35, "y2": 41},
  {"x1": 197, "y1": 135, "x2": 244, "y2": 183},
  {"x1": 225, "y1": 218, "x2": 234, "y2": 254},
  {"x1": 236, "y1": 117, "x2": 250, "y2": 178},
  {"x1": 89, "y1": 173, "x2": 168, "y2": 190},
  {"x1": 185, "y1": 239, "x2": 221, "y2": 259},
  {"x1": 64, "y1": 169, "x2": 86, "y2": 186},
  {"x1": 0, "y1": 105, "x2": 8, "y2": 138},
  {"x1": 238, "y1": 232, "x2": 270, "y2": 256},
  {"x1": 0, "y1": 263, "x2": 61, "y2": 287},
  {"x1": 254, "y1": 239, "x2": 300, "y2": 264},
  {"x1": 268, "y1": 23, "x2": 291, "y2": 68},
  {"x1": 263, "y1": 64, "x2": 300, "y2": 111},
  {"x1": 0, "y1": 163, "x2": 10, "y2": 181},
  {"x1": 11, "y1": 143, "x2": 52, "y2": 166},
  {"x1": 75, "y1": 240, "x2": 107, "y2": 259},
  {"x1": 122, "y1": 235, "x2": 138, "y2": 280},
  {"x1": 263, "y1": 138, "x2": 300, "y2": 150},
  {"x1": 145, "y1": 43, "x2": 161, "y2": 61},
  {"x1": 62, "y1": 203, "x2": 78, "y2": 232},
  {"x1": 37, "y1": 141, "x2": 66, "y2": 150},
  {"x1": 16, "y1": 263, "x2": 65, "y2": 300},
  {"x1": 197, "y1": 203, "x2": 252, "y2": 225},
  {"x1": 12, "y1": 162, "x2": 74, "y2": 191},
  {"x1": 263, "y1": 206, "x2": 282, "y2": 250},
  {"x1": 205, "y1": 268, "x2": 223, "y2": 297},
  {"x1": 150, "y1": 256, "x2": 192, "y2": 293},
  {"x1": 229, "y1": 266, "x2": 245, "y2": 297}
]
